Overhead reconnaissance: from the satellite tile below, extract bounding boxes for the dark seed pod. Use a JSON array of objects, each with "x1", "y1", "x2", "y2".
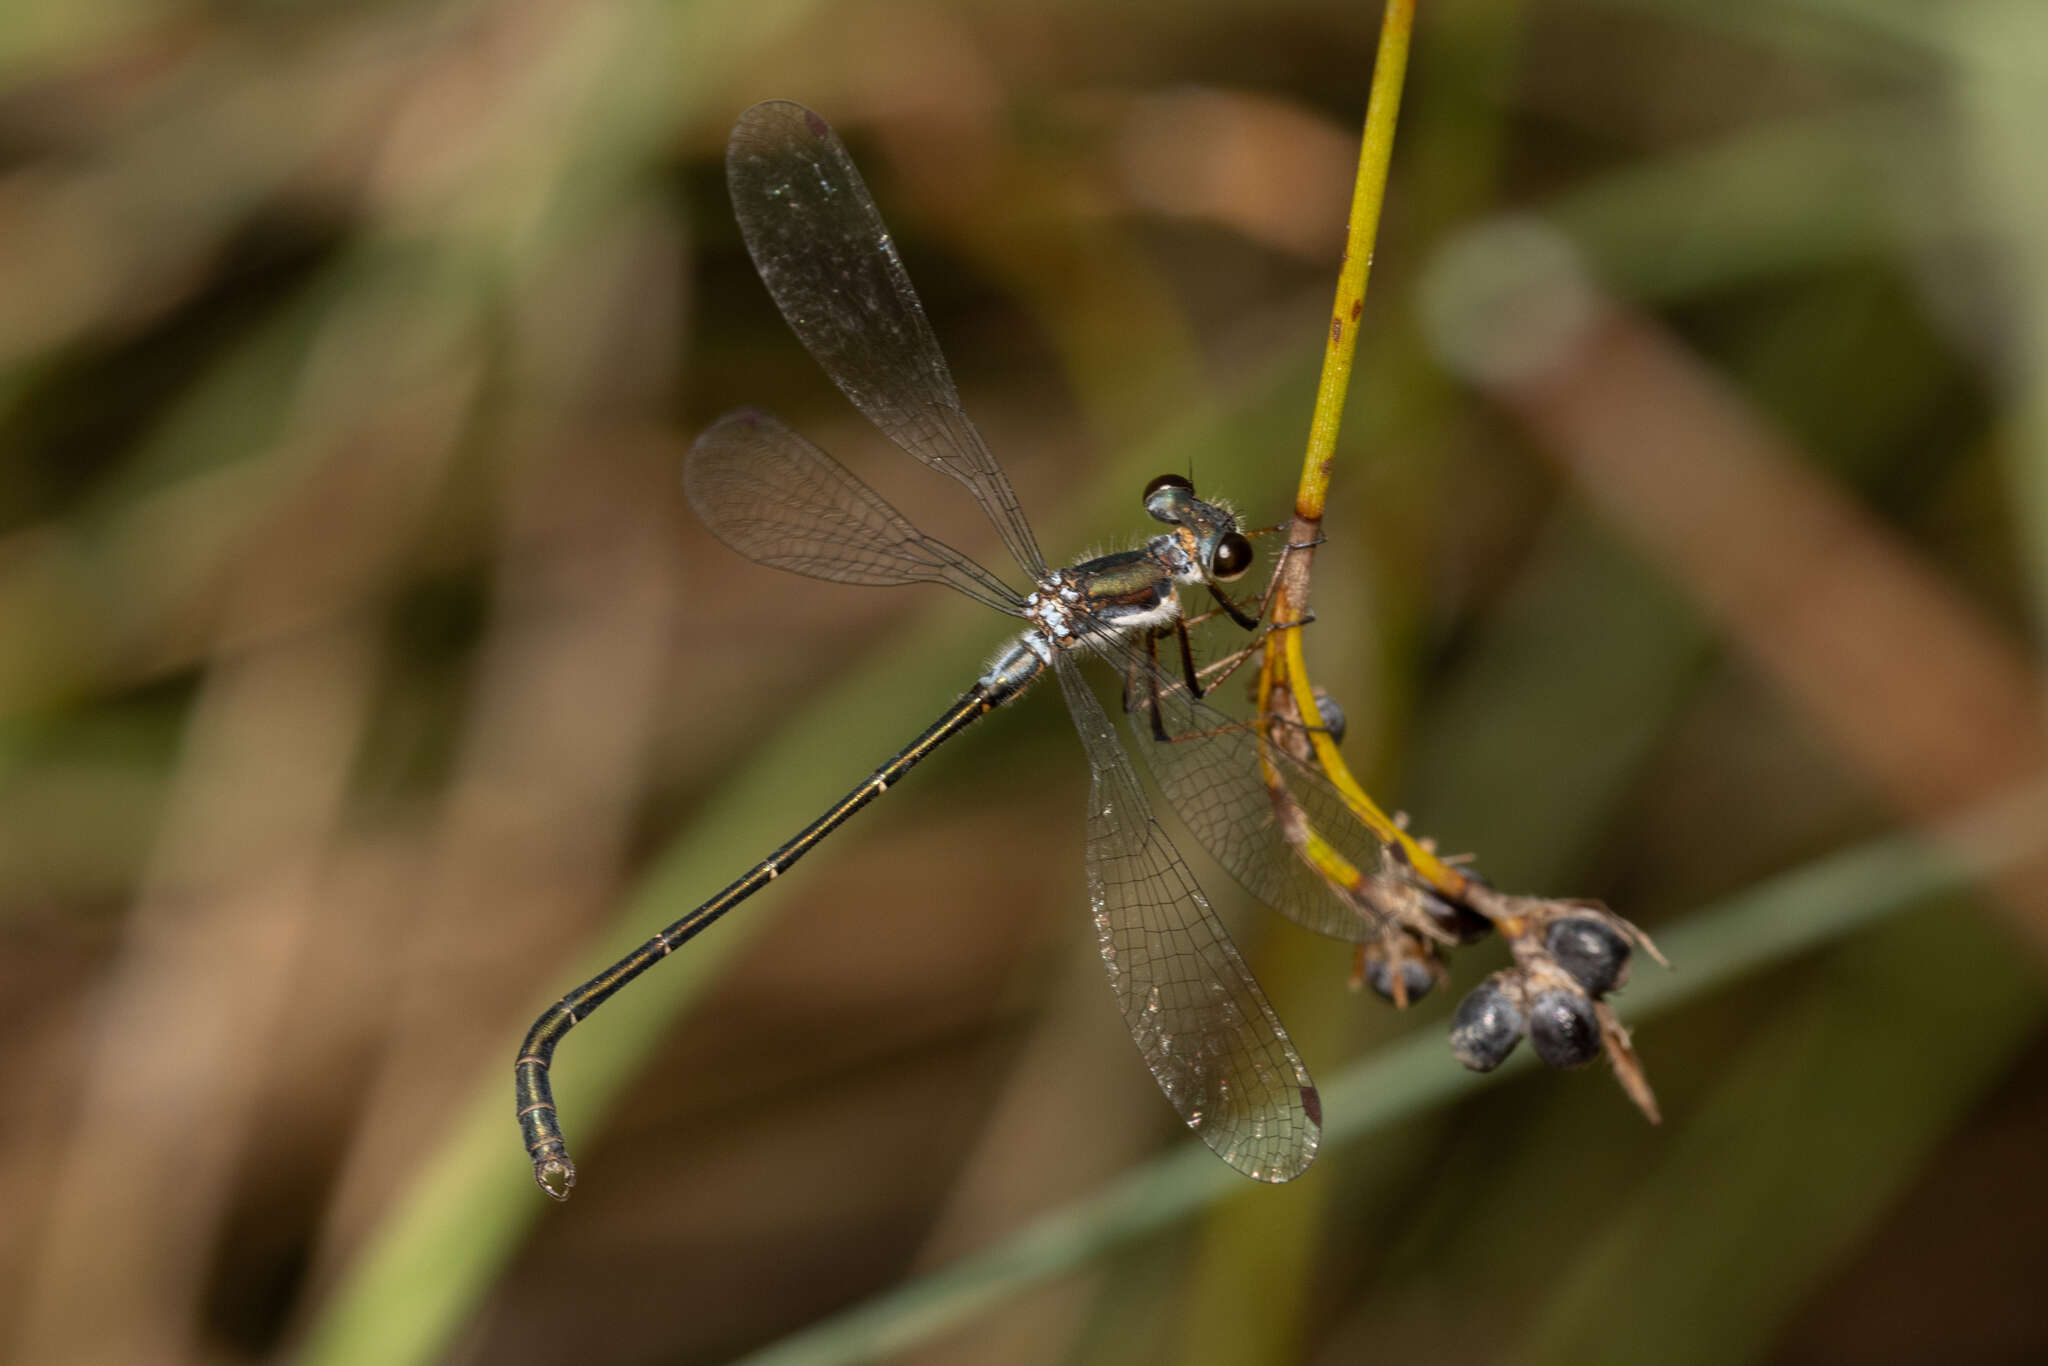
[
  {"x1": 1449, "y1": 979, "x2": 1525, "y2": 1072},
  {"x1": 1527, "y1": 989, "x2": 1600, "y2": 1068},
  {"x1": 1544, "y1": 916, "x2": 1631, "y2": 996},
  {"x1": 1422, "y1": 891, "x2": 1495, "y2": 945},
  {"x1": 1364, "y1": 953, "x2": 1437, "y2": 1006}
]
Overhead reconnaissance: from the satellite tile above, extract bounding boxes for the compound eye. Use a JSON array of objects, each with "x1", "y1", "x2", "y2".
[
  {"x1": 1144, "y1": 473, "x2": 1195, "y2": 499},
  {"x1": 1210, "y1": 531, "x2": 1253, "y2": 581}
]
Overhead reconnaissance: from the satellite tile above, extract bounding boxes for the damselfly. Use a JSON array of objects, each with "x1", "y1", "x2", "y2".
[{"x1": 516, "y1": 101, "x2": 1396, "y2": 1199}]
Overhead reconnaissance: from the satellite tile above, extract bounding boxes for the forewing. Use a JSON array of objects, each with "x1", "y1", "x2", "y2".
[
  {"x1": 684, "y1": 408, "x2": 1022, "y2": 613},
  {"x1": 725, "y1": 100, "x2": 1045, "y2": 578},
  {"x1": 1051, "y1": 651, "x2": 1319, "y2": 1182}
]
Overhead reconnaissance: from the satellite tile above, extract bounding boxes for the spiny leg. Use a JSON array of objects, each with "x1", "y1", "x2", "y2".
[
  {"x1": 1141, "y1": 630, "x2": 1172, "y2": 742},
  {"x1": 1128, "y1": 611, "x2": 1322, "y2": 750},
  {"x1": 1185, "y1": 612, "x2": 1320, "y2": 706},
  {"x1": 1125, "y1": 620, "x2": 1209, "y2": 742},
  {"x1": 1172, "y1": 616, "x2": 1205, "y2": 699},
  {"x1": 1207, "y1": 582, "x2": 1263, "y2": 630}
]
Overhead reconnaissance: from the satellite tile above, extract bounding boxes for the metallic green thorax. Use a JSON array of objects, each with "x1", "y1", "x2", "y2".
[{"x1": 1071, "y1": 549, "x2": 1176, "y2": 621}]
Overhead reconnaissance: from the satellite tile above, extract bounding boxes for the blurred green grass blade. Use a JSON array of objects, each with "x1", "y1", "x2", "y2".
[
  {"x1": 1535, "y1": 100, "x2": 1951, "y2": 306},
  {"x1": 0, "y1": 272, "x2": 339, "y2": 743},
  {"x1": 1947, "y1": 3, "x2": 2048, "y2": 633},
  {"x1": 1405, "y1": 513, "x2": 1710, "y2": 887},
  {"x1": 734, "y1": 787, "x2": 2048, "y2": 1366},
  {"x1": 1522, "y1": 901, "x2": 2044, "y2": 1366},
  {"x1": 1579, "y1": 0, "x2": 1946, "y2": 76}
]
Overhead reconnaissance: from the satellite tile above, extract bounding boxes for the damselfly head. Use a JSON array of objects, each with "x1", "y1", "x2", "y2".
[{"x1": 1142, "y1": 474, "x2": 1253, "y2": 584}]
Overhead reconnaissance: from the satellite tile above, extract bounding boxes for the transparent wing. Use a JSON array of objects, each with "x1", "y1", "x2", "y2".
[
  {"x1": 684, "y1": 408, "x2": 1024, "y2": 615},
  {"x1": 1051, "y1": 650, "x2": 1319, "y2": 1182},
  {"x1": 726, "y1": 100, "x2": 1046, "y2": 578},
  {"x1": 1088, "y1": 632, "x2": 1389, "y2": 944}
]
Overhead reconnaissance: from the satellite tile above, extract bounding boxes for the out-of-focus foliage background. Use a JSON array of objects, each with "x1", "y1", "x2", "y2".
[{"x1": 4, "y1": 1, "x2": 2046, "y2": 1363}]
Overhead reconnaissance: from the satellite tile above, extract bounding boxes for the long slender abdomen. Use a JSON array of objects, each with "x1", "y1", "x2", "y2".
[{"x1": 516, "y1": 638, "x2": 1047, "y2": 1199}]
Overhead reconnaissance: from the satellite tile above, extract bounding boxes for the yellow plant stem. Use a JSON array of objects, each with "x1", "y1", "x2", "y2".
[
  {"x1": 1256, "y1": 0, "x2": 1469, "y2": 897},
  {"x1": 1295, "y1": 0, "x2": 1412, "y2": 522}
]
